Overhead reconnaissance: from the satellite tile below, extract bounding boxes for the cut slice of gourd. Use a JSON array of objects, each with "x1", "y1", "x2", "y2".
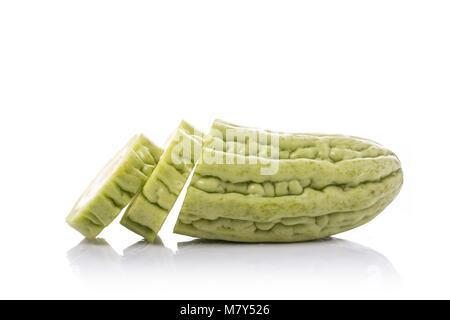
[
  {"x1": 120, "y1": 121, "x2": 203, "y2": 242},
  {"x1": 66, "y1": 134, "x2": 163, "y2": 239}
]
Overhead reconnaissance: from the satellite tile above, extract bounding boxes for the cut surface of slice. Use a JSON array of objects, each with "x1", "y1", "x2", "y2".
[
  {"x1": 66, "y1": 134, "x2": 163, "y2": 239},
  {"x1": 121, "y1": 121, "x2": 203, "y2": 242}
]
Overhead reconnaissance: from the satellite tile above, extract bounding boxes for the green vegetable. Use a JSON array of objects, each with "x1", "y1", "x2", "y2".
[
  {"x1": 121, "y1": 121, "x2": 203, "y2": 242},
  {"x1": 174, "y1": 120, "x2": 403, "y2": 242},
  {"x1": 66, "y1": 134, "x2": 163, "y2": 239}
]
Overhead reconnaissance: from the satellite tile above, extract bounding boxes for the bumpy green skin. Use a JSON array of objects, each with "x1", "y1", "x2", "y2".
[
  {"x1": 174, "y1": 120, "x2": 403, "y2": 242},
  {"x1": 66, "y1": 134, "x2": 163, "y2": 239},
  {"x1": 121, "y1": 121, "x2": 203, "y2": 242}
]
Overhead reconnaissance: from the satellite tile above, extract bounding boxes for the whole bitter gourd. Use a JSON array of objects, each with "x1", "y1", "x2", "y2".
[
  {"x1": 66, "y1": 134, "x2": 163, "y2": 239},
  {"x1": 121, "y1": 121, "x2": 203, "y2": 242},
  {"x1": 174, "y1": 120, "x2": 403, "y2": 242}
]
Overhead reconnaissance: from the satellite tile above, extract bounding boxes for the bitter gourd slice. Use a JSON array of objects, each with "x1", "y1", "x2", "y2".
[
  {"x1": 174, "y1": 120, "x2": 403, "y2": 242},
  {"x1": 120, "y1": 121, "x2": 203, "y2": 242},
  {"x1": 66, "y1": 134, "x2": 163, "y2": 239}
]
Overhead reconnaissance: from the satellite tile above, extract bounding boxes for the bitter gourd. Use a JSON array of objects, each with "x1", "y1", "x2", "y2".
[
  {"x1": 66, "y1": 134, "x2": 163, "y2": 239},
  {"x1": 121, "y1": 121, "x2": 203, "y2": 242},
  {"x1": 174, "y1": 120, "x2": 403, "y2": 242}
]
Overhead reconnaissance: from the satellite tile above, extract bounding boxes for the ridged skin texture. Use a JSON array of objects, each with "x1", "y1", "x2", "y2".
[
  {"x1": 66, "y1": 134, "x2": 163, "y2": 239},
  {"x1": 174, "y1": 120, "x2": 403, "y2": 242},
  {"x1": 121, "y1": 121, "x2": 203, "y2": 242}
]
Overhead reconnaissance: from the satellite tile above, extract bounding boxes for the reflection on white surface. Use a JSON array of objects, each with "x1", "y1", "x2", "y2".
[
  {"x1": 175, "y1": 238, "x2": 400, "y2": 289},
  {"x1": 67, "y1": 237, "x2": 400, "y2": 292},
  {"x1": 67, "y1": 238, "x2": 121, "y2": 279},
  {"x1": 122, "y1": 238, "x2": 175, "y2": 276},
  {"x1": 67, "y1": 237, "x2": 174, "y2": 278}
]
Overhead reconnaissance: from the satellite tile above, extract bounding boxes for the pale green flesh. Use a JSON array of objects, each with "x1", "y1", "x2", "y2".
[
  {"x1": 174, "y1": 119, "x2": 403, "y2": 242},
  {"x1": 121, "y1": 121, "x2": 203, "y2": 242},
  {"x1": 66, "y1": 134, "x2": 163, "y2": 239}
]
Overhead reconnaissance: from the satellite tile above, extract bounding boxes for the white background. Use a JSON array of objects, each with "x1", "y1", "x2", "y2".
[{"x1": 0, "y1": 1, "x2": 448, "y2": 299}]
